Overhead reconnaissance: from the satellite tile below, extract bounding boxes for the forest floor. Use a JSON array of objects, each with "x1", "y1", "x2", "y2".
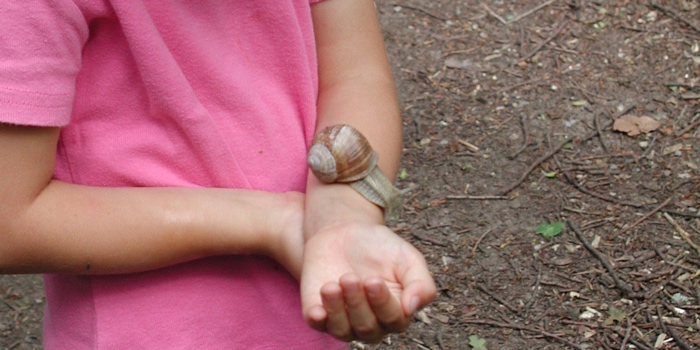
[{"x1": 2, "y1": 0, "x2": 699, "y2": 349}]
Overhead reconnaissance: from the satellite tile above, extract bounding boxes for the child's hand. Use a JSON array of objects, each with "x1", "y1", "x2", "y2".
[{"x1": 300, "y1": 187, "x2": 436, "y2": 343}]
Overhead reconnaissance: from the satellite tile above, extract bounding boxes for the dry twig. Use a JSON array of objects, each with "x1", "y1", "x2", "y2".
[
  {"x1": 500, "y1": 105, "x2": 637, "y2": 197},
  {"x1": 471, "y1": 228, "x2": 493, "y2": 255},
  {"x1": 620, "y1": 318, "x2": 632, "y2": 350},
  {"x1": 446, "y1": 195, "x2": 509, "y2": 200},
  {"x1": 649, "y1": 2, "x2": 700, "y2": 34},
  {"x1": 499, "y1": 137, "x2": 570, "y2": 196},
  {"x1": 663, "y1": 212, "x2": 700, "y2": 257},
  {"x1": 390, "y1": 4, "x2": 447, "y2": 21},
  {"x1": 509, "y1": 0, "x2": 557, "y2": 24},
  {"x1": 411, "y1": 231, "x2": 446, "y2": 247},
  {"x1": 475, "y1": 284, "x2": 520, "y2": 314},
  {"x1": 666, "y1": 325, "x2": 695, "y2": 350},
  {"x1": 463, "y1": 318, "x2": 585, "y2": 349},
  {"x1": 567, "y1": 221, "x2": 633, "y2": 296},
  {"x1": 616, "y1": 196, "x2": 674, "y2": 235},
  {"x1": 675, "y1": 117, "x2": 700, "y2": 137},
  {"x1": 595, "y1": 113, "x2": 608, "y2": 153},
  {"x1": 480, "y1": 3, "x2": 508, "y2": 25},
  {"x1": 516, "y1": 15, "x2": 569, "y2": 65},
  {"x1": 509, "y1": 113, "x2": 535, "y2": 159},
  {"x1": 552, "y1": 150, "x2": 644, "y2": 208}
]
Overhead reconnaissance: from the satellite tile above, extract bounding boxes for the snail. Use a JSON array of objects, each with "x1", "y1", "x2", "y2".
[{"x1": 307, "y1": 124, "x2": 402, "y2": 214}]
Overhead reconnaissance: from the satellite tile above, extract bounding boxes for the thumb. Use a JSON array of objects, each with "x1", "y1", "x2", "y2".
[
  {"x1": 299, "y1": 272, "x2": 328, "y2": 331},
  {"x1": 398, "y1": 261, "x2": 437, "y2": 316}
]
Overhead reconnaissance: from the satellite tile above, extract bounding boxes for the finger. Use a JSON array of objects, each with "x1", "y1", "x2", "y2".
[
  {"x1": 364, "y1": 276, "x2": 410, "y2": 333},
  {"x1": 304, "y1": 304, "x2": 327, "y2": 332},
  {"x1": 320, "y1": 282, "x2": 353, "y2": 342},
  {"x1": 340, "y1": 274, "x2": 384, "y2": 342},
  {"x1": 300, "y1": 275, "x2": 326, "y2": 330},
  {"x1": 398, "y1": 258, "x2": 438, "y2": 316}
]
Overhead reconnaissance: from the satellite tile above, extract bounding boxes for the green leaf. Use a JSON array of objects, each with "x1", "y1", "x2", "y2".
[
  {"x1": 545, "y1": 171, "x2": 558, "y2": 178},
  {"x1": 399, "y1": 168, "x2": 408, "y2": 180},
  {"x1": 604, "y1": 307, "x2": 627, "y2": 325},
  {"x1": 468, "y1": 335, "x2": 488, "y2": 350},
  {"x1": 535, "y1": 222, "x2": 564, "y2": 238},
  {"x1": 572, "y1": 100, "x2": 588, "y2": 107},
  {"x1": 671, "y1": 293, "x2": 689, "y2": 305}
]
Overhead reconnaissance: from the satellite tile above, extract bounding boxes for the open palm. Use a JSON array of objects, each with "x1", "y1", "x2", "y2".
[{"x1": 300, "y1": 223, "x2": 436, "y2": 343}]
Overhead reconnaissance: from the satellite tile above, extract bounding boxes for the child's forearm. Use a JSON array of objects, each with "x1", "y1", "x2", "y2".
[
  {"x1": 0, "y1": 126, "x2": 300, "y2": 275},
  {"x1": 305, "y1": 0, "x2": 403, "y2": 234},
  {"x1": 312, "y1": 0, "x2": 402, "y2": 177},
  {"x1": 6, "y1": 182, "x2": 298, "y2": 274}
]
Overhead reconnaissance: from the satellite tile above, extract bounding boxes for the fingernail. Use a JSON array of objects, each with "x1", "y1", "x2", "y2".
[
  {"x1": 408, "y1": 296, "x2": 420, "y2": 315},
  {"x1": 366, "y1": 283, "x2": 381, "y2": 298},
  {"x1": 343, "y1": 283, "x2": 359, "y2": 295}
]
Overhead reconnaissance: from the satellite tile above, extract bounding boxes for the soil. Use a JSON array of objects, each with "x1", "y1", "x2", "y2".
[{"x1": 2, "y1": 0, "x2": 699, "y2": 349}]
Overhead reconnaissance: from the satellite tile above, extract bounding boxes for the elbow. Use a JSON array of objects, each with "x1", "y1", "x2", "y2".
[{"x1": 0, "y1": 208, "x2": 31, "y2": 273}]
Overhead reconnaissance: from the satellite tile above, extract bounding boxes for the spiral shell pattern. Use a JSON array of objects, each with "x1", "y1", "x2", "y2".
[{"x1": 307, "y1": 125, "x2": 378, "y2": 183}]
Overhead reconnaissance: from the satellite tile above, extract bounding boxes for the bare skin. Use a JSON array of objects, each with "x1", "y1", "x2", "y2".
[{"x1": 301, "y1": 0, "x2": 437, "y2": 343}]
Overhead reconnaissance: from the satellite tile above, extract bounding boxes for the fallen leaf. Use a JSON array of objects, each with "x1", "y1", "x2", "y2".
[
  {"x1": 636, "y1": 116, "x2": 661, "y2": 133},
  {"x1": 662, "y1": 143, "x2": 684, "y2": 156},
  {"x1": 654, "y1": 333, "x2": 667, "y2": 348},
  {"x1": 613, "y1": 116, "x2": 638, "y2": 135},
  {"x1": 416, "y1": 310, "x2": 431, "y2": 324},
  {"x1": 604, "y1": 307, "x2": 627, "y2": 325},
  {"x1": 579, "y1": 310, "x2": 597, "y2": 320},
  {"x1": 535, "y1": 222, "x2": 565, "y2": 238},
  {"x1": 613, "y1": 115, "x2": 660, "y2": 136},
  {"x1": 468, "y1": 335, "x2": 488, "y2": 350},
  {"x1": 445, "y1": 57, "x2": 471, "y2": 69},
  {"x1": 551, "y1": 257, "x2": 573, "y2": 266},
  {"x1": 432, "y1": 314, "x2": 450, "y2": 323}
]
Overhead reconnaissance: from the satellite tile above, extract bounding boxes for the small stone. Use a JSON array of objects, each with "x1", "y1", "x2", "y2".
[
  {"x1": 646, "y1": 11, "x2": 658, "y2": 22},
  {"x1": 639, "y1": 141, "x2": 649, "y2": 148}
]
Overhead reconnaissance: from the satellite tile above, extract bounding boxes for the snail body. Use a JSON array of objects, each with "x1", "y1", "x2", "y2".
[{"x1": 308, "y1": 125, "x2": 401, "y2": 214}]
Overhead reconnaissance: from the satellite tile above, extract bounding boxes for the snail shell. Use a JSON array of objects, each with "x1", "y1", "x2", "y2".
[
  {"x1": 307, "y1": 124, "x2": 403, "y2": 215},
  {"x1": 307, "y1": 125, "x2": 379, "y2": 183}
]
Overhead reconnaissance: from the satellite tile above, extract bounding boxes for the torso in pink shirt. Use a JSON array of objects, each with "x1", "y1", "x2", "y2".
[{"x1": 0, "y1": 0, "x2": 344, "y2": 348}]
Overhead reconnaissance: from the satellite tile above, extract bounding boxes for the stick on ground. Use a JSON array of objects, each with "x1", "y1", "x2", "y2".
[
  {"x1": 567, "y1": 220, "x2": 633, "y2": 296},
  {"x1": 649, "y1": 2, "x2": 700, "y2": 34},
  {"x1": 616, "y1": 196, "x2": 674, "y2": 235},
  {"x1": 463, "y1": 318, "x2": 585, "y2": 350},
  {"x1": 663, "y1": 212, "x2": 700, "y2": 257}
]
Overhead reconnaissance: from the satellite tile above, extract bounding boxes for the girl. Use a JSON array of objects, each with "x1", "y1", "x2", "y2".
[{"x1": 0, "y1": 0, "x2": 436, "y2": 348}]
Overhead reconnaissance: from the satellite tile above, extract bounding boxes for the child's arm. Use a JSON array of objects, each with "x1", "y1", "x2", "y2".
[
  {"x1": 0, "y1": 124, "x2": 304, "y2": 277},
  {"x1": 301, "y1": 0, "x2": 437, "y2": 343}
]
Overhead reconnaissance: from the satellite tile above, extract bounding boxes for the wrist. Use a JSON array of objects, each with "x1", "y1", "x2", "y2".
[
  {"x1": 303, "y1": 177, "x2": 384, "y2": 240},
  {"x1": 260, "y1": 191, "x2": 305, "y2": 277}
]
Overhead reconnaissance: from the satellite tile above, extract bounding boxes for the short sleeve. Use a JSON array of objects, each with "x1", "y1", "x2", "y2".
[
  {"x1": 0, "y1": 1, "x2": 88, "y2": 127},
  {"x1": 309, "y1": 0, "x2": 327, "y2": 4}
]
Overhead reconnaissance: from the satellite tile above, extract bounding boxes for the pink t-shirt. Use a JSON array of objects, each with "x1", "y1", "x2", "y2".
[{"x1": 0, "y1": 1, "x2": 345, "y2": 348}]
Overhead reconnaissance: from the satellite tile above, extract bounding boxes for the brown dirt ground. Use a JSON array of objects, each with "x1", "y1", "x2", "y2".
[{"x1": 2, "y1": 0, "x2": 699, "y2": 349}]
